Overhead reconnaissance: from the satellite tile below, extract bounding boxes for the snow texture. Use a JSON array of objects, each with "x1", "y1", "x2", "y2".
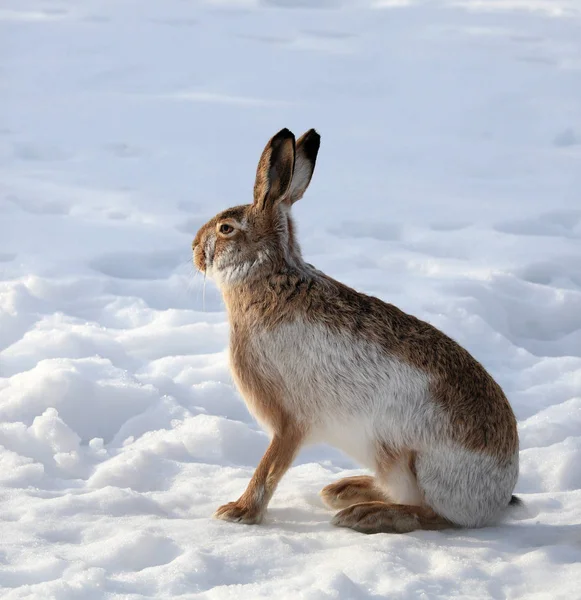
[{"x1": 1, "y1": 0, "x2": 581, "y2": 598}]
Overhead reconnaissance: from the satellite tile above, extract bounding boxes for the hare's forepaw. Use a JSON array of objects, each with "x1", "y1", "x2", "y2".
[{"x1": 214, "y1": 501, "x2": 263, "y2": 524}]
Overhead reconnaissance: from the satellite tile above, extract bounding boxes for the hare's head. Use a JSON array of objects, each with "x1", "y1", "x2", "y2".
[{"x1": 192, "y1": 128, "x2": 320, "y2": 287}]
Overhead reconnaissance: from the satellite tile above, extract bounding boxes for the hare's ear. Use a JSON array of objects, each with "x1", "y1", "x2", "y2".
[
  {"x1": 287, "y1": 129, "x2": 320, "y2": 205},
  {"x1": 253, "y1": 128, "x2": 296, "y2": 210}
]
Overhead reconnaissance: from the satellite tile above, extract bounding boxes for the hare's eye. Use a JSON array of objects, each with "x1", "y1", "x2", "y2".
[{"x1": 219, "y1": 223, "x2": 234, "y2": 235}]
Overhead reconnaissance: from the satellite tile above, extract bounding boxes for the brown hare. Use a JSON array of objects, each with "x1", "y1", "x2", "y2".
[{"x1": 192, "y1": 128, "x2": 519, "y2": 534}]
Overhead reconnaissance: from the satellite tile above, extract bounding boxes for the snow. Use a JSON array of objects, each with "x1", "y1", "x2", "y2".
[{"x1": 1, "y1": 0, "x2": 580, "y2": 597}]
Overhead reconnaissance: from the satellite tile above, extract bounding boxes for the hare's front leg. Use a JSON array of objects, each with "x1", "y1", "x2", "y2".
[{"x1": 214, "y1": 428, "x2": 303, "y2": 524}]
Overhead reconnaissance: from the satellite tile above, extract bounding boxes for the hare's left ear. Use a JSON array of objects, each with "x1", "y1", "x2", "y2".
[
  {"x1": 253, "y1": 128, "x2": 296, "y2": 211},
  {"x1": 286, "y1": 129, "x2": 320, "y2": 205}
]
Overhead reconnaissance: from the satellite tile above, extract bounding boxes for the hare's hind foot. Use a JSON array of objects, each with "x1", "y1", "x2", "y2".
[
  {"x1": 320, "y1": 476, "x2": 389, "y2": 510},
  {"x1": 332, "y1": 501, "x2": 452, "y2": 534}
]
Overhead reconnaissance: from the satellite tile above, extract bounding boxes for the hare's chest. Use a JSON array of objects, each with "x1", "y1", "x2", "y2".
[
  {"x1": 239, "y1": 320, "x2": 383, "y2": 417},
  {"x1": 227, "y1": 325, "x2": 301, "y2": 432},
  {"x1": 228, "y1": 320, "x2": 342, "y2": 421}
]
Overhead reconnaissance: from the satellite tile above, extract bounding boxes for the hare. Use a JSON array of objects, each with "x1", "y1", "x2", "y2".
[{"x1": 192, "y1": 128, "x2": 520, "y2": 534}]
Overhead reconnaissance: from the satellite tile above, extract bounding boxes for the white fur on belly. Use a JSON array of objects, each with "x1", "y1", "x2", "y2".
[{"x1": 250, "y1": 319, "x2": 446, "y2": 456}]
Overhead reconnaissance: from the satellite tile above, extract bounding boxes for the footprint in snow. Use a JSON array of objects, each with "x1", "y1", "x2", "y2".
[
  {"x1": 329, "y1": 220, "x2": 402, "y2": 242},
  {"x1": 429, "y1": 221, "x2": 471, "y2": 232},
  {"x1": 517, "y1": 258, "x2": 581, "y2": 290},
  {"x1": 263, "y1": 0, "x2": 341, "y2": 8},
  {"x1": 148, "y1": 17, "x2": 198, "y2": 28},
  {"x1": 516, "y1": 55, "x2": 557, "y2": 66},
  {"x1": 554, "y1": 127, "x2": 580, "y2": 148},
  {"x1": 90, "y1": 250, "x2": 182, "y2": 280},
  {"x1": 12, "y1": 142, "x2": 72, "y2": 163},
  {"x1": 103, "y1": 142, "x2": 145, "y2": 159},
  {"x1": 236, "y1": 33, "x2": 293, "y2": 46},
  {"x1": 448, "y1": 274, "x2": 581, "y2": 358},
  {"x1": 494, "y1": 209, "x2": 581, "y2": 239},
  {"x1": 5, "y1": 194, "x2": 69, "y2": 216}
]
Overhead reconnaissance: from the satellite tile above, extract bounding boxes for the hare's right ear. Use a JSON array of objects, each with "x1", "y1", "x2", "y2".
[
  {"x1": 287, "y1": 129, "x2": 320, "y2": 205},
  {"x1": 253, "y1": 129, "x2": 296, "y2": 211}
]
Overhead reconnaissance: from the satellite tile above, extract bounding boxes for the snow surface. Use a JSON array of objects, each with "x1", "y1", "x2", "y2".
[{"x1": 1, "y1": 0, "x2": 581, "y2": 598}]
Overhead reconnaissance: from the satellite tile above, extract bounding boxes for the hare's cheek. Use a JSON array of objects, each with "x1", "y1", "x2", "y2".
[
  {"x1": 205, "y1": 236, "x2": 217, "y2": 266},
  {"x1": 216, "y1": 241, "x2": 236, "y2": 265}
]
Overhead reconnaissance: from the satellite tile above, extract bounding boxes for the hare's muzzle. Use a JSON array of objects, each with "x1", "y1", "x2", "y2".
[{"x1": 192, "y1": 244, "x2": 206, "y2": 273}]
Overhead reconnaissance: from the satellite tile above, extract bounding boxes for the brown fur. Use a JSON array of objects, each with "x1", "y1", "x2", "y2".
[
  {"x1": 193, "y1": 128, "x2": 519, "y2": 529},
  {"x1": 374, "y1": 445, "x2": 420, "y2": 494},
  {"x1": 253, "y1": 129, "x2": 295, "y2": 210},
  {"x1": 222, "y1": 270, "x2": 518, "y2": 461},
  {"x1": 214, "y1": 427, "x2": 303, "y2": 524},
  {"x1": 213, "y1": 319, "x2": 305, "y2": 524},
  {"x1": 332, "y1": 501, "x2": 453, "y2": 534},
  {"x1": 321, "y1": 476, "x2": 389, "y2": 510},
  {"x1": 228, "y1": 320, "x2": 289, "y2": 433}
]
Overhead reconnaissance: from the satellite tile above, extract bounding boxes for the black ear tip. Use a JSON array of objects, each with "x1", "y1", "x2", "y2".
[
  {"x1": 301, "y1": 128, "x2": 321, "y2": 159},
  {"x1": 274, "y1": 128, "x2": 295, "y2": 140}
]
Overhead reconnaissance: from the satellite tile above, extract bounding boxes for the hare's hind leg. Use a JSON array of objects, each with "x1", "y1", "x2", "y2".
[
  {"x1": 328, "y1": 446, "x2": 454, "y2": 533},
  {"x1": 415, "y1": 446, "x2": 519, "y2": 528},
  {"x1": 332, "y1": 502, "x2": 452, "y2": 534},
  {"x1": 321, "y1": 476, "x2": 388, "y2": 510},
  {"x1": 374, "y1": 447, "x2": 424, "y2": 506}
]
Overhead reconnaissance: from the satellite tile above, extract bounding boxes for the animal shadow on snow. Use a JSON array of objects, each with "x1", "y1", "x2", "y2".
[{"x1": 262, "y1": 506, "x2": 581, "y2": 558}]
